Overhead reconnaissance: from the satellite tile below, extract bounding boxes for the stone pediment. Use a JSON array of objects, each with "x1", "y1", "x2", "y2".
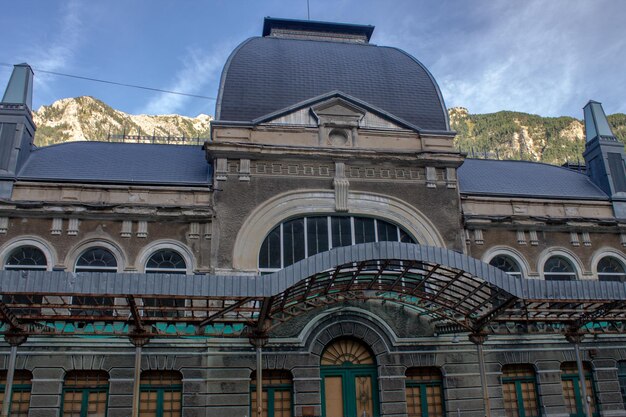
[{"x1": 259, "y1": 93, "x2": 412, "y2": 132}]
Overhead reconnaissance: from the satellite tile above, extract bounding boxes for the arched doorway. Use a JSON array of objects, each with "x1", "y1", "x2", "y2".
[{"x1": 320, "y1": 338, "x2": 379, "y2": 417}]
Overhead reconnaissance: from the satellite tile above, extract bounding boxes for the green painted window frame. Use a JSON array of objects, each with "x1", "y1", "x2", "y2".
[
  {"x1": 60, "y1": 385, "x2": 109, "y2": 417},
  {"x1": 250, "y1": 380, "x2": 293, "y2": 417},
  {"x1": 321, "y1": 365, "x2": 380, "y2": 417},
  {"x1": 0, "y1": 382, "x2": 31, "y2": 416},
  {"x1": 501, "y1": 373, "x2": 540, "y2": 417},
  {"x1": 139, "y1": 383, "x2": 183, "y2": 417},
  {"x1": 405, "y1": 377, "x2": 445, "y2": 417},
  {"x1": 561, "y1": 370, "x2": 599, "y2": 417}
]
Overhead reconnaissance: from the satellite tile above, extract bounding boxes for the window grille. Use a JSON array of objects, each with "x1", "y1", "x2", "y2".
[
  {"x1": 139, "y1": 370, "x2": 182, "y2": 417},
  {"x1": 250, "y1": 370, "x2": 293, "y2": 417},
  {"x1": 597, "y1": 257, "x2": 626, "y2": 282},
  {"x1": 501, "y1": 364, "x2": 539, "y2": 417},
  {"x1": 489, "y1": 255, "x2": 522, "y2": 278},
  {"x1": 0, "y1": 370, "x2": 32, "y2": 417},
  {"x1": 544, "y1": 256, "x2": 577, "y2": 281},
  {"x1": 259, "y1": 216, "x2": 416, "y2": 272},
  {"x1": 561, "y1": 362, "x2": 598, "y2": 417},
  {"x1": 62, "y1": 370, "x2": 109, "y2": 417},
  {"x1": 406, "y1": 367, "x2": 444, "y2": 417},
  {"x1": 4, "y1": 246, "x2": 47, "y2": 270}
]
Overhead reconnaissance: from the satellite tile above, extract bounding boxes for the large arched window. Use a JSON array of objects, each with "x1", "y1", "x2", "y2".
[
  {"x1": 4, "y1": 246, "x2": 47, "y2": 271},
  {"x1": 259, "y1": 216, "x2": 415, "y2": 271},
  {"x1": 489, "y1": 255, "x2": 522, "y2": 278},
  {"x1": 543, "y1": 256, "x2": 577, "y2": 281},
  {"x1": 75, "y1": 247, "x2": 118, "y2": 273},
  {"x1": 145, "y1": 250, "x2": 187, "y2": 274},
  {"x1": 597, "y1": 256, "x2": 626, "y2": 282}
]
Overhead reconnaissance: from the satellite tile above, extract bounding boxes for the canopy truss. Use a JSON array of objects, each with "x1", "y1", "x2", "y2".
[{"x1": 1, "y1": 243, "x2": 626, "y2": 339}]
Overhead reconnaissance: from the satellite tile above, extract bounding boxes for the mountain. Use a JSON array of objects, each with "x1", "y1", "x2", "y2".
[
  {"x1": 31, "y1": 97, "x2": 626, "y2": 165},
  {"x1": 449, "y1": 107, "x2": 626, "y2": 165},
  {"x1": 33, "y1": 96, "x2": 212, "y2": 146}
]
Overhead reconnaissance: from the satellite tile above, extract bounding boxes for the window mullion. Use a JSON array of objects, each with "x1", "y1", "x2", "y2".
[
  {"x1": 304, "y1": 217, "x2": 308, "y2": 259},
  {"x1": 350, "y1": 217, "x2": 356, "y2": 245},
  {"x1": 327, "y1": 216, "x2": 332, "y2": 249},
  {"x1": 515, "y1": 380, "x2": 525, "y2": 417},
  {"x1": 420, "y1": 383, "x2": 427, "y2": 417},
  {"x1": 280, "y1": 223, "x2": 284, "y2": 269}
]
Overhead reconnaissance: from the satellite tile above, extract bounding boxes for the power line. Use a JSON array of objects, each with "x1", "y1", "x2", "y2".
[{"x1": 0, "y1": 62, "x2": 217, "y2": 101}]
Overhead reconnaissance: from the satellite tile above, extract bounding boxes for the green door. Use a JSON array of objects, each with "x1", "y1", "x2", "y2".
[{"x1": 320, "y1": 339, "x2": 379, "y2": 417}]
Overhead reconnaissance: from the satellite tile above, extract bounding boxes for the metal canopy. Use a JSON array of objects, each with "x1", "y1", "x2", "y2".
[{"x1": 1, "y1": 242, "x2": 626, "y2": 339}]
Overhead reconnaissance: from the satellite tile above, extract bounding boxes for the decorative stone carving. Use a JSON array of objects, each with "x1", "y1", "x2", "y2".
[
  {"x1": 474, "y1": 229, "x2": 484, "y2": 245},
  {"x1": 426, "y1": 166, "x2": 437, "y2": 188},
  {"x1": 51, "y1": 218, "x2": 62, "y2": 235},
  {"x1": 528, "y1": 230, "x2": 539, "y2": 246},
  {"x1": 67, "y1": 218, "x2": 79, "y2": 236},
  {"x1": 203, "y1": 223, "x2": 212, "y2": 240},
  {"x1": 446, "y1": 167, "x2": 457, "y2": 188},
  {"x1": 239, "y1": 158, "x2": 250, "y2": 181},
  {"x1": 0, "y1": 217, "x2": 8, "y2": 234},
  {"x1": 570, "y1": 232, "x2": 580, "y2": 247},
  {"x1": 621, "y1": 233, "x2": 626, "y2": 247},
  {"x1": 215, "y1": 158, "x2": 228, "y2": 181},
  {"x1": 516, "y1": 230, "x2": 527, "y2": 245},
  {"x1": 333, "y1": 162, "x2": 349, "y2": 212},
  {"x1": 121, "y1": 220, "x2": 132, "y2": 238},
  {"x1": 581, "y1": 231, "x2": 591, "y2": 247},
  {"x1": 137, "y1": 221, "x2": 148, "y2": 238},
  {"x1": 188, "y1": 222, "x2": 200, "y2": 239}
]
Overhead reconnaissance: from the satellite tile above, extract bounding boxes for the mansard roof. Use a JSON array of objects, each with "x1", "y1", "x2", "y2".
[
  {"x1": 14, "y1": 141, "x2": 210, "y2": 186},
  {"x1": 458, "y1": 159, "x2": 609, "y2": 200},
  {"x1": 215, "y1": 36, "x2": 450, "y2": 132}
]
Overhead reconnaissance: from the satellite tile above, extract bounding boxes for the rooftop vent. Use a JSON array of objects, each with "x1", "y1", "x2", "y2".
[
  {"x1": 584, "y1": 100, "x2": 617, "y2": 142},
  {"x1": 262, "y1": 17, "x2": 374, "y2": 44}
]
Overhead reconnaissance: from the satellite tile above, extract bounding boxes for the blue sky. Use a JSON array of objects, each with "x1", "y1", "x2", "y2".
[{"x1": 1, "y1": 0, "x2": 625, "y2": 118}]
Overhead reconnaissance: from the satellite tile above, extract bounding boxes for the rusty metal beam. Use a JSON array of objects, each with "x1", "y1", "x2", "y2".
[
  {"x1": 0, "y1": 299, "x2": 21, "y2": 329},
  {"x1": 410, "y1": 264, "x2": 439, "y2": 295},
  {"x1": 198, "y1": 297, "x2": 255, "y2": 328}
]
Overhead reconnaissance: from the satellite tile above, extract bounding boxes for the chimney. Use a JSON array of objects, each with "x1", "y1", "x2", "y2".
[
  {"x1": 582, "y1": 100, "x2": 626, "y2": 218},
  {"x1": 0, "y1": 63, "x2": 36, "y2": 198}
]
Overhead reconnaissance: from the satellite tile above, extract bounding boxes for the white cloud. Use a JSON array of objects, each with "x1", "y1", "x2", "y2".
[
  {"x1": 31, "y1": 0, "x2": 85, "y2": 99},
  {"x1": 139, "y1": 44, "x2": 233, "y2": 116}
]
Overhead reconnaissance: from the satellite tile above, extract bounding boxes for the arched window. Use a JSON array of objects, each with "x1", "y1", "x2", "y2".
[
  {"x1": 489, "y1": 255, "x2": 522, "y2": 278},
  {"x1": 139, "y1": 370, "x2": 182, "y2": 417},
  {"x1": 250, "y1": 370, "x2": 293, "y2": 417},
  {"x1": 259, "y1": 216, "x2": 415, "y2": 271},
  {"x1": 543, "y1": 256, "x2": 577, "y2": 281},
  {"x1": 502, "y1": 364, "x2": 540, "y2": 417},
  {"x1": 145, "y1": 250, "x2": 187, "y2": 274},
  {"x1": 75, "y1": 247, "x2": 117, "y2": 273},
  {"x1": 597, "y1": 256, "x2": 626, "y2": 282},
  {"x1": 405, "y1": 367, "x2": 444, "y2": 417},
  {"x1": 0, "y1": 370, "x2": 32, "y2": 417},
  {"x1": 62, "y1": 371, "x2": 109, "y2": 417},
  {"x1": 4, "y1": 246, "x2": 47, "y2": 270},
  {"x1": 73, "y1": 247, "x2": 117, "y2": 316},
  {"x1": 561, "y1": 362, "x2": 598, "y2": 417}
]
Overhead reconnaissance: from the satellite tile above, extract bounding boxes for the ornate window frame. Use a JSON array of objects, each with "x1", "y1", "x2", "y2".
[
  {"x1": 0, "y1": 236, "x2": 56, "y2": 271},
  {"x1": 590, "y1": 248, "x2": 626, "y2": 281},
  {"x1": 482, "y1": 246, "x2": 530, "y2": 279},
  {"x1": 65, "y1": 239, "x2": 126, "y2": 273},
  {"x1": 136, "y1": 240, "x2": 194, "y2": 274},
  {"x1": 537, "y1": 248, "x2": 584, "y2": 281},
  {"x1": 233, "y1": 189, "x2": 445, "y2": 271}
]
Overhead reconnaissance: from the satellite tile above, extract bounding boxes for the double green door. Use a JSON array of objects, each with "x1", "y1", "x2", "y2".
[{"x1": 321, "y1": 365, "x2": 379, "y2": 417}]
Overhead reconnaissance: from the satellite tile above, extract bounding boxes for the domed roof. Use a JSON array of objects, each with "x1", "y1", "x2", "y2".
[{"x1": 216, "y1": 19, "x2": 449, "y2": 132}]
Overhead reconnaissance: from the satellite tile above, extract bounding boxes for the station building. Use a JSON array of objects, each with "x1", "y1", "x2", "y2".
[{"x1": 1, "y1": 17, "x2": 626, "y2": 417}]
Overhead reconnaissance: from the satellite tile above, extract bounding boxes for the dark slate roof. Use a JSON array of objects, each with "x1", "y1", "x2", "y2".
[
  {"x1": 15, "y1": 142, "x2": 210, "y2": 186},
  {"x1": 216, "y1": 37, "x2": 449, "y2": 131},
  {"x1": 458, "y1": 159, "x2": 608, "y2": 200}
]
